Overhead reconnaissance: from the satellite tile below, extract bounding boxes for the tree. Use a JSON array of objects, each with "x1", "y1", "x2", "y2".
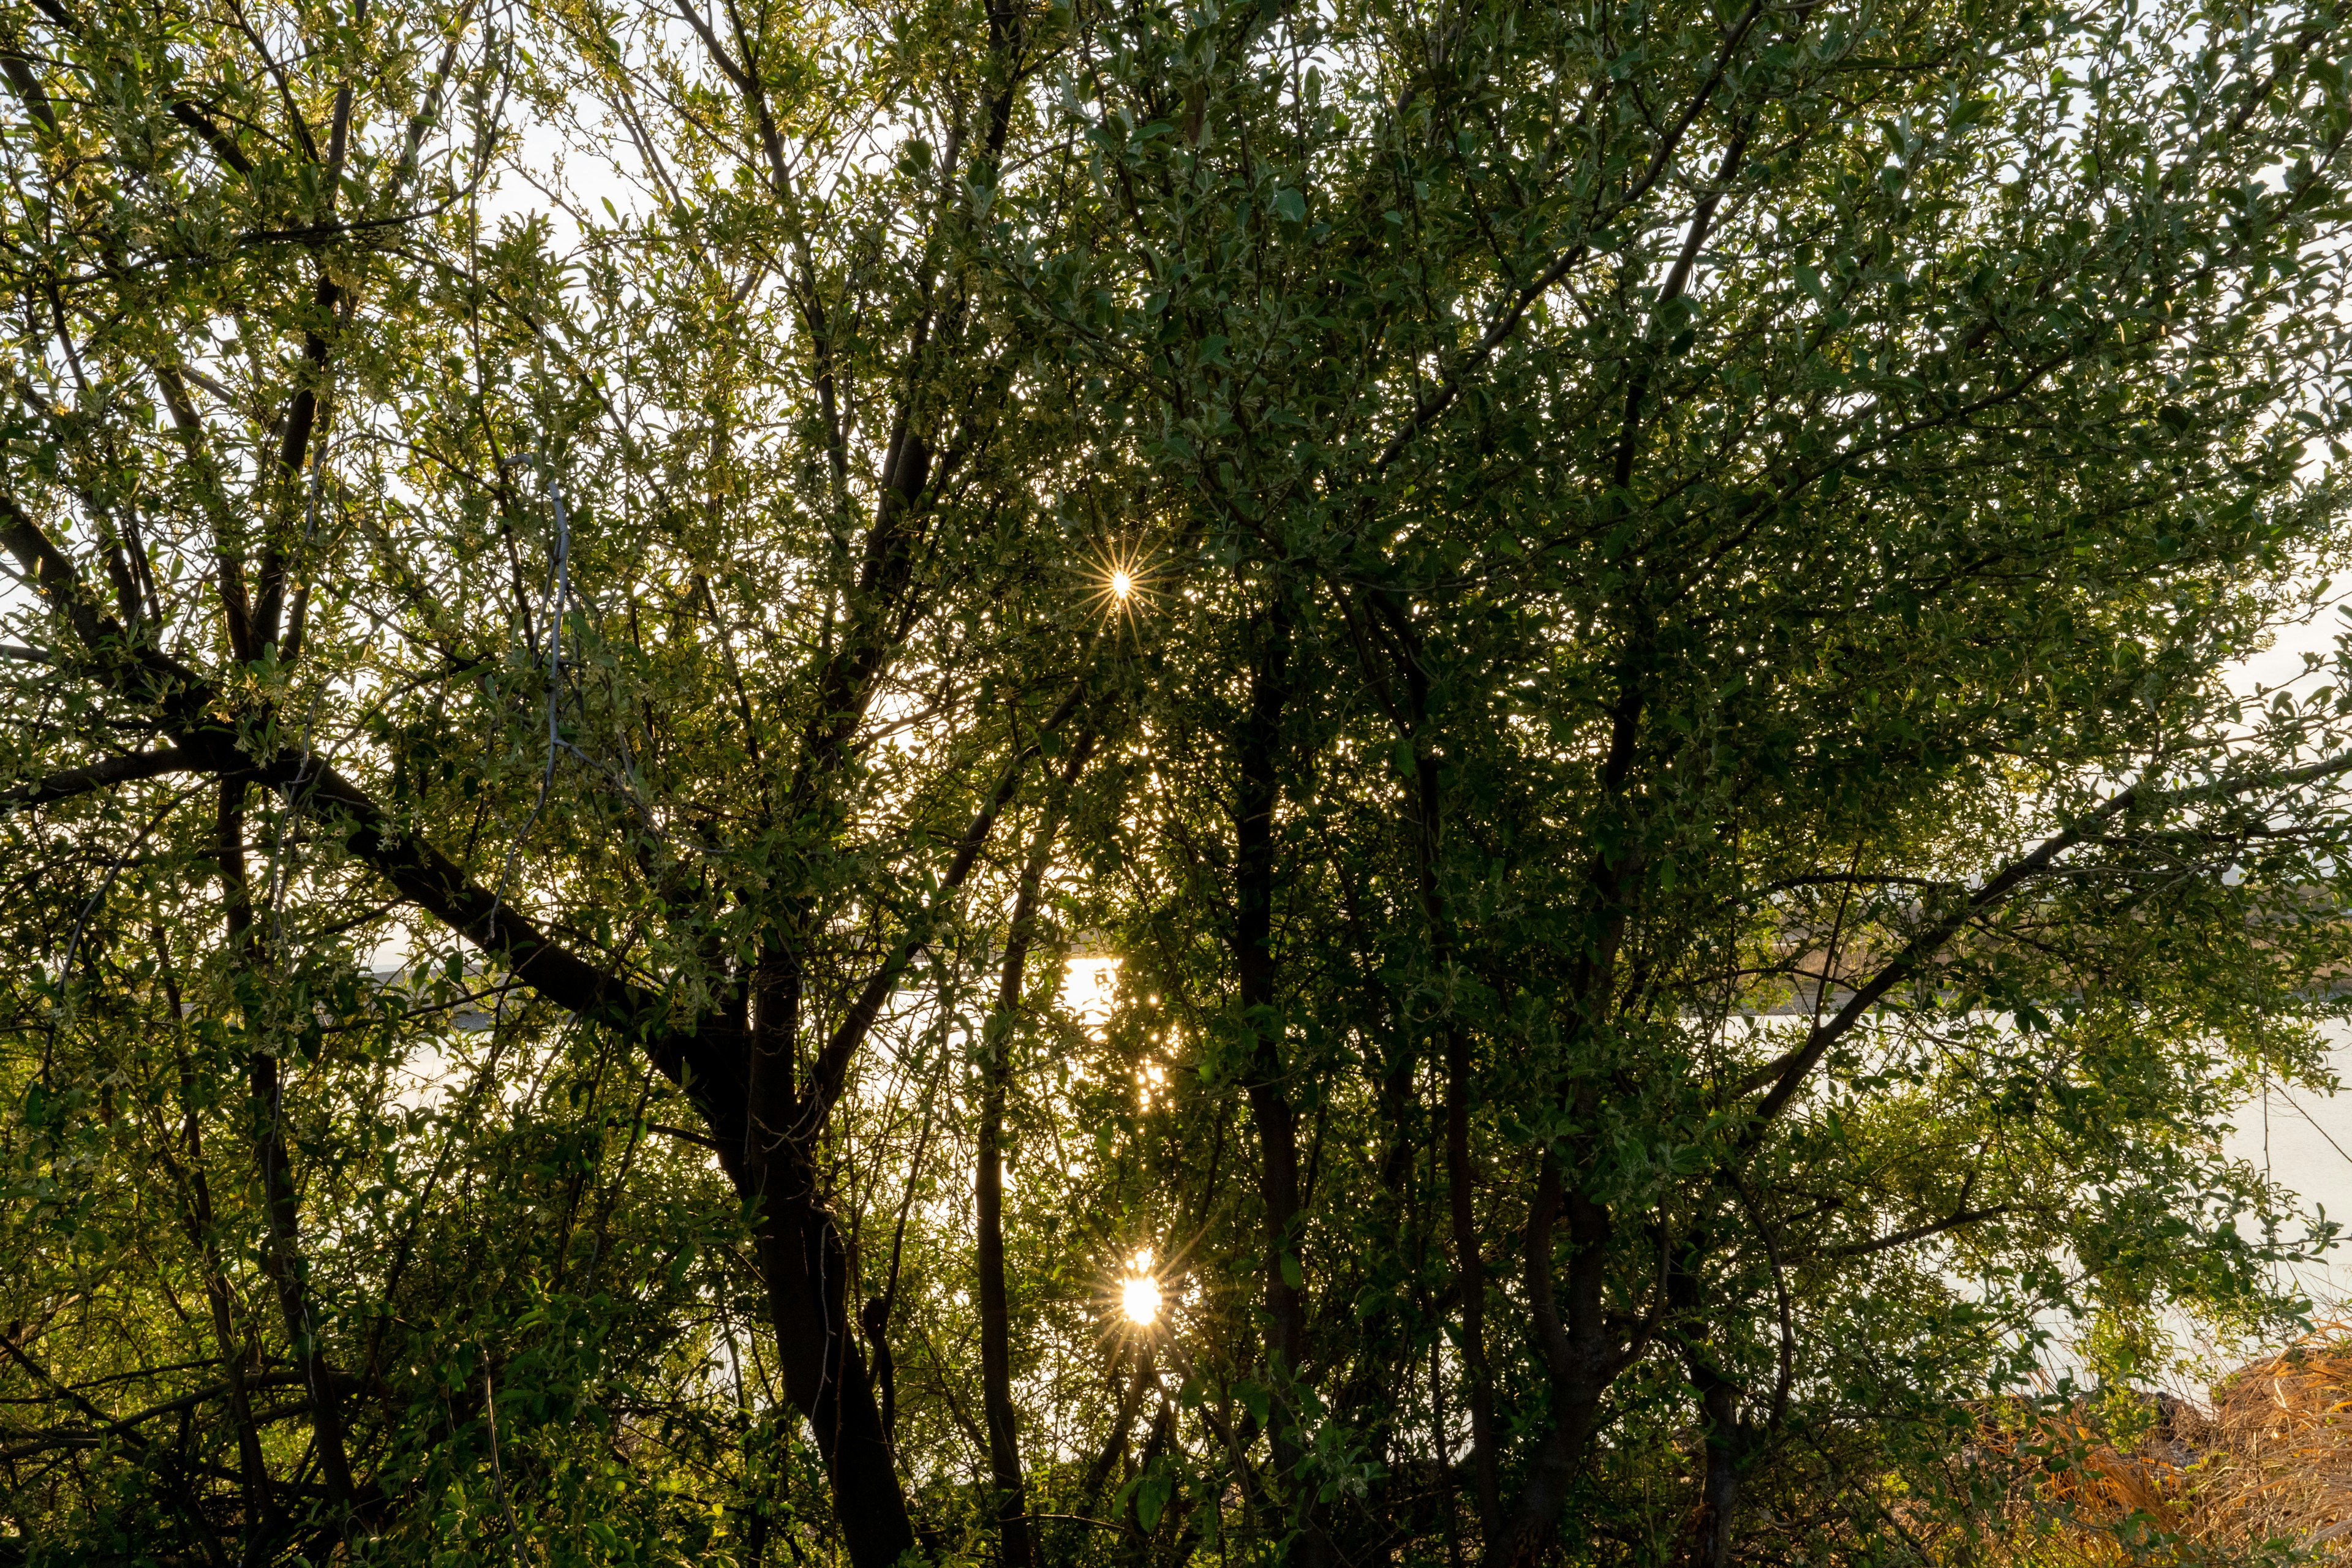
[
  {"x1": 1001, "y1": 0, "x2": 2352, "y2": 1557},
  {"x1": 3, "y1": 0, "x2": 2351, "y2": 1561}
]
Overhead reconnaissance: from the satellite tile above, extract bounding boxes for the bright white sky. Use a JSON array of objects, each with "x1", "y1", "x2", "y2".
[
  {"x1": 2226, "y1": 1030, "x2": 2352, "y2": 1298},
  {"x1": 2215, "y1": 587, "x2": 2352, "y2": 1309}
]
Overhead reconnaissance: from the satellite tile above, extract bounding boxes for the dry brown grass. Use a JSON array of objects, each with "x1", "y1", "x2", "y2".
[
  {"x1": 1984, "y1": 1328, "x2": 2352, "y2": 1562},
  {"x1": 2185, "y1": 1329, "x2": 2352, "y2": 1553}
]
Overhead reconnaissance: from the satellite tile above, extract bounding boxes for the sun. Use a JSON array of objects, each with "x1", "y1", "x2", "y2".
[
  {"x1": 1118, "y1": 1247, "x2": 1161, "y2": 1326},
  {"x1": 1086, "y1": 542, "x2": 1159, "y2": 625}
]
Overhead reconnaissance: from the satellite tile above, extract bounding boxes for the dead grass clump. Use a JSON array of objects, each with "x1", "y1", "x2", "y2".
[
  {"x1": 1977, "y1": 1328, "x2": 2352, "y2": 1563},
  {"x1": 2187, "y1": 1327, "x2": 2352, "y2": 1554}
]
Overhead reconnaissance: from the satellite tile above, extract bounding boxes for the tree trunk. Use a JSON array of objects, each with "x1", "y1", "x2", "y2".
[
  {"x1": 1233, "y1": 593, "x2": 1329, "y2": 1566},
  {"x1": 1687, "y1": 1373, "x2": 1750, "y2": 1568},
  {"x1": 714, "y1": 935, "x2": 914, "y2": 1568},
  {"x1": 1670, "y1": 1234, "x2": 1762, "y2": 1568},
  {"x1": 1483, "y1": 1155, "x2": 1630, "y2": 1568},
  {"x1": 745, "y1": 1161, "x2": 916, "y2": 1568},
  {"x1": 217, "y1": 780, "x2": 358, "y2": 1514},
  {"x1": 977, "y1": 723, "x2": 1099, "y2": 1568}
]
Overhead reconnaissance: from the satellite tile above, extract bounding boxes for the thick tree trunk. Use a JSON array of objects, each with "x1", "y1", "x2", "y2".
[
  {"x1": 717, "y1": 932, "x2": 916, "y2": 1568},
  {"x1": 702, "y1": 669, "x2": 1094, "y2": 1567},
  {"x1": 1483, "y1": 1407, "x2": 1604, "y2": 1568},
  {"x1": 1483, "y1": 1155, "x2": 1631, "y2": 1568},
  {"x1": 746, "y1": 1164, "x2": 916, "y2": 1568},
  {"x1": 1687, "y1": 1374, "x2": 1749, "y2": 1568},
  {"x1": 1482, "y1": 637, "x2": 1654, "y2": 1565},
  {"x1": 1670, "y1": 1232, "x2": 1763, "y2": 1568}
]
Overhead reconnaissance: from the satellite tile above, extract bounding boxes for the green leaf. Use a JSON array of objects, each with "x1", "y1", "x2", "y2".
[{"x1": 1136, "y1": 1472, "x2": 1172, "y2": 1531}]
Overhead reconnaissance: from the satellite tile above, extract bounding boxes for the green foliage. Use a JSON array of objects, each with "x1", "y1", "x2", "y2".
[{"x1": 2, "y1": 0, "x2": 2351, "y2": 1561}]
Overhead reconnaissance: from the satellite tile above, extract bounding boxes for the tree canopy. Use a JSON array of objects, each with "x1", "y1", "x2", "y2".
[{"x1": 4, "y1": 0, "x2": 2352, "y2": 1562}]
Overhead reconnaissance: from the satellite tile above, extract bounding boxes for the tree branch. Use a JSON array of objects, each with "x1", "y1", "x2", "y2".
[
  {"x1": 1820, "y1": 1204, "x2": 2012, "y2": 1259},
  {"x1": 1747, "y1": 750, "x2": 2352, "y2": 1125},
  {"x1": 795, "y1": 666, "x2": 1096, "y2": 1135},
  {"x1": 0, "y1": 493, "x2": 717, "y2": 1091},
  {"x1": 3, "y1": 747, "x2": 199, "y2": 810},
  {"x1": 1373, "y1": 0, "x2": 1767, "y2": 474}
]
